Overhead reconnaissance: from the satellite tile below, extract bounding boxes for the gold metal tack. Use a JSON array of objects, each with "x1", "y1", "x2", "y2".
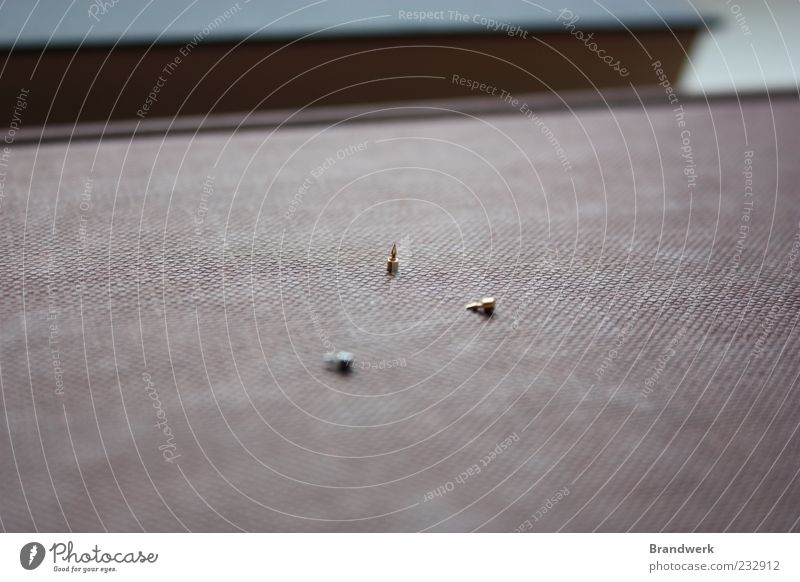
[
  {"x1": 480, "y1": 297, "x2": 496, "y2": 315},
  {"x1": 386, "y1": 242, "x2": 399, "y2": 274},
  {"x1": 465, "y1": 297, "x2": 496, "y2": 315}
]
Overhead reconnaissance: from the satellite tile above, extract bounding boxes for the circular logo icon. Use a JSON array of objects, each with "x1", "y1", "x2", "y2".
[{"x1": 20, "y1": 542, "x2": 45, "y2": 570}]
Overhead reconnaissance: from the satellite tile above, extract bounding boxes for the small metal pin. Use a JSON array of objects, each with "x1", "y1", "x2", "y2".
[
  {"x1": 465, "y1": 297, "x2": 496, "y2": 315},
  {"x1": 386, "y1": 242, "x2": 399, "y2": 274},
  {"x1": 324, "y1": 351, "x2": 354, "y2": 372}
]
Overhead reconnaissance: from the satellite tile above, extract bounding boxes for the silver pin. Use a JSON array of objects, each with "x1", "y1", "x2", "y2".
[{"x1": 324, "y1": 351, "x2": 354, "y2": 372}]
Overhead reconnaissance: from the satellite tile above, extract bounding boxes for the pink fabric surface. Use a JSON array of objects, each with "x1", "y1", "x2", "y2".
[{"x1": 1, "y1": 94, "x2": 799, "y2": 531}]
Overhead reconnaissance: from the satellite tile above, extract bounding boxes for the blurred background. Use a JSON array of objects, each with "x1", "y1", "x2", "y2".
[
  {"x1": 1, "y1": 0, "x2": 797, "y2": 127},
  {"x1": 2, "y1": 1, "x2": 800, "y2": 535}
]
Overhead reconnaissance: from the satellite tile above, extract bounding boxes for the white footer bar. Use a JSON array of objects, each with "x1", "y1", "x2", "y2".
[{"x1": 1, "y1": 533, "x2": 796, "y2": 580}]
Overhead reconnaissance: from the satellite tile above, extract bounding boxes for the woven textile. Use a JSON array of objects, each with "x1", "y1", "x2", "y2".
[{"x1": 1, "y1": 95, "x2": 799, "y2": 532}]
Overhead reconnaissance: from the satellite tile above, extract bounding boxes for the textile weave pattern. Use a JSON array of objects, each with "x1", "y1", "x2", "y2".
[{"x1": 0, "y1": 96, "x2": 798, "y2": 532}]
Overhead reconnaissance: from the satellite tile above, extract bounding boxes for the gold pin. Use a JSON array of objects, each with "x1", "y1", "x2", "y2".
[
  {"x1": 466, "y1": 297, "x2": 495, "y2": 315},
  {"x1": 386, "y1": 242, "x2": 399, "y2": 274}
]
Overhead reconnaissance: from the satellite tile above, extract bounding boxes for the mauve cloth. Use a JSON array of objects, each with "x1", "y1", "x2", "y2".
[{"x1": 0, "y1": 95, "x2": 799, "y2": 532}]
